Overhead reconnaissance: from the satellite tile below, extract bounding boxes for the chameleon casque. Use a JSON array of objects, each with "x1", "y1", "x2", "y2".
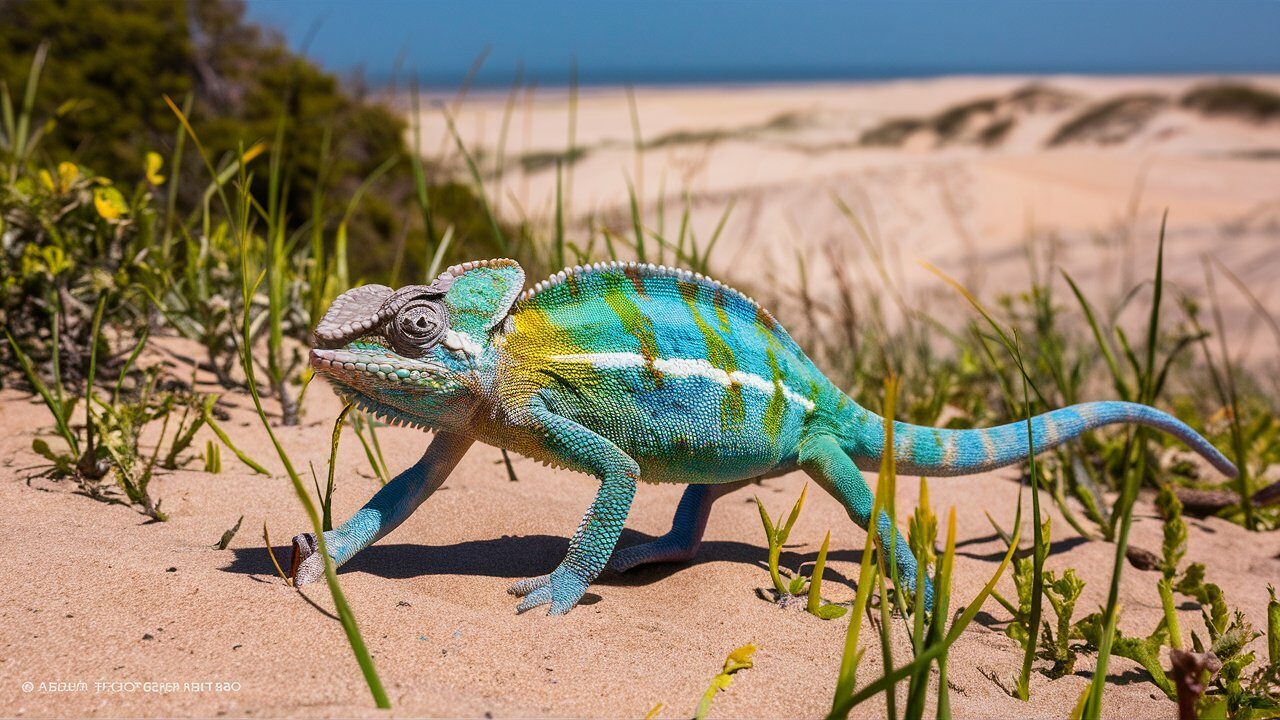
[{"x1": 290, "y1": 258, "x2": 1237, "y2": 615}]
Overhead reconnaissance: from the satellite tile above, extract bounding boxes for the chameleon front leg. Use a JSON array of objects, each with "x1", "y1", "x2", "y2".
[
  {"x1": 608, "y1": 481, "x2": 744, "y2": 573},
  {"x1": 508, "y1": 401, "x2": 638, "y2": 615},
  {"x1": 291, "y1": 430, "x2": 474, "y2": 585},
  {"x1": 798, "y1": 433, "x2": 934, "y2": 607}
]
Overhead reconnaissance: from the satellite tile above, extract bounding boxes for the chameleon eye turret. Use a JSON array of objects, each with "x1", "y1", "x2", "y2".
[{"x1": 382, "y1": 290, "x2": 449, "y2": 358}]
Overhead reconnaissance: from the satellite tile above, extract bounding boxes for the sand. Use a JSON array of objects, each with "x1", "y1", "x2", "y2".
[{"x1": 3, "y1": 76, "x2": 1280, "y2": 718}]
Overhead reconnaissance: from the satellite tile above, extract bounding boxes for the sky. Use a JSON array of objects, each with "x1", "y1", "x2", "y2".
[{"x1": 245, "y1": 1, "x2": 1280, "y2": 87}]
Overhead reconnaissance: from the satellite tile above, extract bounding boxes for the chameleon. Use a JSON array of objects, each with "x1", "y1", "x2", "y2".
[{"x1": 289, "y1": 258, "x2": 1237, "y2": 615}]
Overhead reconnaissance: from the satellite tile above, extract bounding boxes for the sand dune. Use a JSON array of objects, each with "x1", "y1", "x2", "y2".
[{"x1": 413, "y1": 75, "x2": 1280, "y2": 354}]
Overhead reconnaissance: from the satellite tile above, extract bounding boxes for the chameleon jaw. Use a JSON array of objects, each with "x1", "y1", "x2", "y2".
[
  {"x1": 309, "y1": 347, "x2": 458, "y2": 431},
  {"x1": 309, "y1": 346, "x2": 447, "y2": 388}
]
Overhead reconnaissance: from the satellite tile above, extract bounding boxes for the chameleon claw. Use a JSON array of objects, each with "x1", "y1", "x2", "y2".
[{"x1": 509, "y1": 568, "x2": 588, "y2": 615}]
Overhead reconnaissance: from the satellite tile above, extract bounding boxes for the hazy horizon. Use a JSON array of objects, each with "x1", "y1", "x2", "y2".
[{"x1": 246, "y1": 0, "x2": 1280, "y2": 89}]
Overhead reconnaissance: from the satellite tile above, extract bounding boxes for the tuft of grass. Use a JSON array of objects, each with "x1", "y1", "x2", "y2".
[
  {"x1": 830, "y1": 375, "x2": 1020, "y2": 720},
  {"x1": 807, "y1": 531, "x2": 848, "y2": 620},
  {"x1": 1082, "y1": 216, "x2": 1170, "y2": 718},
  {"x1": 755, "y1": 483, "x2": 808, "y2": 600},
  {"x1": 924, "y1": 264, "x2": 1050, "y2": 701},
  {"x1": 203, "y1": 440, "x2": 222, "y2": 474},
  {"x1": 1047, "y1": 93, "x2": 1168, "y2": 146}
]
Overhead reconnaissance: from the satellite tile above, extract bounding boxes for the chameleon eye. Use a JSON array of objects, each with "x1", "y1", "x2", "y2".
[{"x1": 386, "y1": 297, "x2": 448, "y2": 358}]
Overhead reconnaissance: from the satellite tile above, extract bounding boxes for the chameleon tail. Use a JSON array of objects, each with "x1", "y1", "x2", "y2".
[{"x1": 852, "y1": 400, "x2": 1237, "y2": 478}]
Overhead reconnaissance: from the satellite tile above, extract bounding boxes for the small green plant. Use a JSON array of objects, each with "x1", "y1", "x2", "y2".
[
  {"x1": 754, "y1": 483, "x2": 809, "y2": 601},
  {"x1": 203, "y1": 441, "x2": 221, "y2": 473},
  {"x1": 1041, "y1": 568, "x2": 1086, "y2": 678},
  {"x1": 92, "y1": 366, "x2": 171, "y2": 520},
  {"x1": 807, "y1": 531, "x2": 848, "y2": 620},
  {"x1": 1170, "y1": 567, "x2": 1278, "y2": 717},
  {"x1": 1078, "y1": 610, "x2": 1176, "y2": 698},
  {"x1": 693, "y1": 644, "x2": 756, "y2": 720},
  {"x1": 162, "y1": 391, "x2": 210, "y2": 470},
  {"x1": 312, "y1": 403, "x2": 354, "y2": 532}
]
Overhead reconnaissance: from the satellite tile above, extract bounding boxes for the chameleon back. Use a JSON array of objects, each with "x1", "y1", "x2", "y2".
[{"x1": 498, "y1": 262, "x2": 838, "y2": 483}]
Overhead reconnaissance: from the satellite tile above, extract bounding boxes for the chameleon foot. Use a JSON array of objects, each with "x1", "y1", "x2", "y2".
[
  {"x1": 508, "y1": 568, "x2": 588, "y2": 615},
  {"x1": 289, "y1": 532, "x2": 324, "y2": 586}
]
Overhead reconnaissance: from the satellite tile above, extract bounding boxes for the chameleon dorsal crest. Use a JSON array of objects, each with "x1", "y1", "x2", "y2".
[{"x1": 437, "y1": 258, "x2": 525, "y2": 336}]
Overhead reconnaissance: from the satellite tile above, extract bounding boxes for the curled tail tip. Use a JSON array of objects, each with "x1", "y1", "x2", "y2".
[{"x1": 1215, "y1": 455, "x2": 1240, "y2": 480}]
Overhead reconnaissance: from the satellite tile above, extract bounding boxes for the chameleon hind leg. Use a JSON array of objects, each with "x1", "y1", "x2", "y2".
[
  {"x1": 508, "y1": 400, "x2": 639, "y2": 615},
  {"x1": 608, "y1": 481, "x2": 746, "y2": 573},
  {"x1": 291, "y1": 430, "x2": 474, "y2": 585},
  {"x1": 799, "y1": 433, "x2": 934, "y2": 606}
]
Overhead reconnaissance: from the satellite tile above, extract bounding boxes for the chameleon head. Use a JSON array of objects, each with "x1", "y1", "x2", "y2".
[{"x1": 309, "y1": 260, "x2": 526, "y2": 430}]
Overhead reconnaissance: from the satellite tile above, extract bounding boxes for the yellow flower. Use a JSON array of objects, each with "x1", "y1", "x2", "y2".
[
  {"x1": 145, "y1": 151, "x2": 166, "y2": 185},
  {"x1": 56, "y1": 161, "x2": 80, "y2": 192},
  {"x1": 93, "y1": 185, "x2": 127, "y2": 220}
]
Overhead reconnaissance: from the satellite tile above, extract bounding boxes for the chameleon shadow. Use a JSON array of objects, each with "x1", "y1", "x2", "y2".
[{"x1": 224, "y1": 529, "x2": 862, "y2": 587}]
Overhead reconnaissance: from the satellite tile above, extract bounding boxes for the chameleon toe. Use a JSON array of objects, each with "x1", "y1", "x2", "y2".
[
  {"x1": 512, "y1": 568, "x2": 588, "y2": 614},
  {"x1": 508, "y1": 573, "x2": 552, "y2": 597},
  {"x1": 515, "y1": 586, "x2": 554, "y2": 613}
]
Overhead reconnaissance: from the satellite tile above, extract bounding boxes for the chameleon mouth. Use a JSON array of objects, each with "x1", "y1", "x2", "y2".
[
  {"x1": 309, "y1": 346, "x2": 453, "y2": 430},
  {"x1": 309, "y1": 345, "x2": 445, "y2": 386}
]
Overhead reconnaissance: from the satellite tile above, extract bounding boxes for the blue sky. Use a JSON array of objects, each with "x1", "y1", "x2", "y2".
[{"x1": 245, "y1": 1, "x2": 1280, "y2": 87}]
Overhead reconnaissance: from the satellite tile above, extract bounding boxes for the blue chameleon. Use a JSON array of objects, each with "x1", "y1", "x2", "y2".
[{"x1": 289, "y1": 259, "x2": 1236, "y2": 615}]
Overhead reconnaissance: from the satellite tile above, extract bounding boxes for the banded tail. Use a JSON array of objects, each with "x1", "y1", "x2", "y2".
[{"x1": 848, "y1": 401, "x2": 1238, "y2": 478}]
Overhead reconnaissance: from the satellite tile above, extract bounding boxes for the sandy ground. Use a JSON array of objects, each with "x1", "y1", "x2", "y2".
[
  {"x1": 1, "y1": 342, "x2": 1278, "y2": 719},
  {"x1": 3, "y1": 76, "x2": 1280, "y2": 718},
  {"x1": 415, "y1": 75, "x2": 1280, "y2": 354}
]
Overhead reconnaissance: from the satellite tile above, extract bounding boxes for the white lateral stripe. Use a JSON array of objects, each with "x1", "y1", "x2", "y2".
[{"x1": 549, "y1": 352, "x2": 816, "y2": 412}]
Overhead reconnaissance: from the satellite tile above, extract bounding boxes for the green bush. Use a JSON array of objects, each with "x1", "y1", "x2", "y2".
[{"x1": 0, "y1": 0, "x2": 507, "y2": 285}]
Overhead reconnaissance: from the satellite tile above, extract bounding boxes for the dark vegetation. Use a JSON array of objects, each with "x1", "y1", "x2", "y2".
[
  {"x1": 859, "y1": 84, "x2": 1080, "y2": 149},
  {"x1": 519, "y1": 110, "x2": 805, "y2": 173},
  {"x1": 1182, "y1": 82, "x2": 1280, "y2": 123},
  {"x1": 857, "y1": 81, "x2": 1280, "y2": 151},
  {"x1": 1047, "y1": 93, "x2": 1170, "y2": 146},
  {"x1": 0, "y1": 0, "x2": 508, "y2": 285}
]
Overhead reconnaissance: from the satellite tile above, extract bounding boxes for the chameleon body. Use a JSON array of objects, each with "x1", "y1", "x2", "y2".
[{"x1": 291, "y1": 258, "x2": 1237, "y2": 615}]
